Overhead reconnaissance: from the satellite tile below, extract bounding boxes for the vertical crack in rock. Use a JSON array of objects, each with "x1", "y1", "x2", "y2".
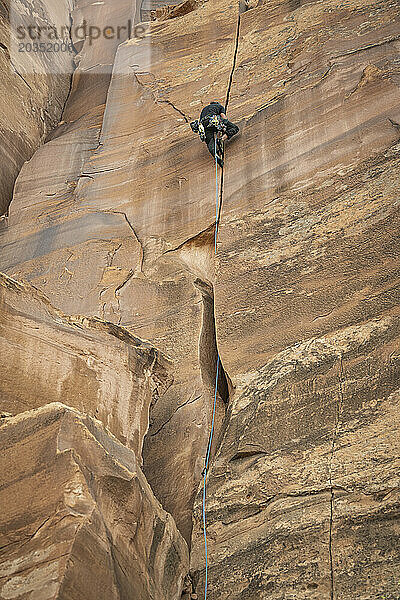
[
  {"x1": 195, "y1": 278, "x2": 230, "y2": 402},
  {"x1": 219, "y1": 6, "x2": 241, "y2": 225},
  {"x1": 60, "y1": 20, "x2": 76, "y2": 121},
  {"x1": 180, "y1": 2, "x2": 239, "y2": 556},
  {"x1": 202, "y1": 0, "x2": 240, "y2": 418},
  {"x1": 328, "y1": 355, "x2": 345, "y2": 600},
  {"x1": 54, "y1": 10, "x2": 77, "y2": 126},
  {"x1": 194, "y1": 278, "x2": 230, "y2": 458},
  {"x1": 224, "y1": 10, "x2": 241, "y2": 112}
]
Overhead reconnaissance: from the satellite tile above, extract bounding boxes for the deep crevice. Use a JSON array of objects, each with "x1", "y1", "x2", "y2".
[
  {"x1": 195, "y1": 278, "x2": 230, "y2": 411},
  {"x1": 205, "y1": 3, "x2": 240, "y2": 414},
  {"x1": 190, "y1": 0, "x2": 240, "y2": 493},
  {"x1": 59, "y1": 12, "x2": 77, "y2": 122}
]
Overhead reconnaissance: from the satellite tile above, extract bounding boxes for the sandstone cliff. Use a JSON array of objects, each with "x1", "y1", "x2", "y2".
[
  {"x1": 1, "y1": 0, "x2": 400, "y2": 598},
  {"x1": 0, "y1": 0, "x2": 73, "y2": 214}
]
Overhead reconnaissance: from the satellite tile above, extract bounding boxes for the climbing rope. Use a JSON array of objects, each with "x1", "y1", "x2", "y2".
[
  {"x1": 214, "y1": 134, "x2": 219, "y2": 253},
  {"x1": 202, "y1": 133, "x2": 221, "y2": 600}
]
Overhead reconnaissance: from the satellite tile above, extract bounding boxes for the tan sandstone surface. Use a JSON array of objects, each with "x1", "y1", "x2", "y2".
[
  {"x1": 0, "y1": 404, "x2": 188, "y2": 599},
  {"x1": 191, "y1": 0, "x2": 400, "y2": 598},
  {"x1": 0, "y1": 271, "x2": 171, "y2": 457},
  {"x1": 0, "y1": 0, "x2": 239, "y2": 543},
  {"x1": 0, "y1": 0, "x2": 74, "y2": 215},
  {"x1": 1, "y1": 0, "x2": 400, "y2": 597}
]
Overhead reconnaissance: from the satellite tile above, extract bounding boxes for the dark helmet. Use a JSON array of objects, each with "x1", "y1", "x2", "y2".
[{"x1": 210, "y1": 101, "x2": 221, "y2": 104}]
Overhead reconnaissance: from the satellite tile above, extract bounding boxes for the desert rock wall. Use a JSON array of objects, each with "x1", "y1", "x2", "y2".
[
  {"x1": 191, "y1": 0, "x2": 400, "y2": 597},
  {"x1": 1, "y1": 0, "x2": 400, "y2": 598},
  {"x1": 0, "y1": 0, "x2": 240, "y2": 543},
  {"x1": 0, "y1": 404, "x2": 188, "y2": 599},
  {"x1": 0, "y1": 0, "x2": 74, "y2": 214}
]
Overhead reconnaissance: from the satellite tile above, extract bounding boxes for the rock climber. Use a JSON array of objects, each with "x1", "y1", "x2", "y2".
[{"x1": 190, "y1": 101, "x2": 239, "y2": 167}]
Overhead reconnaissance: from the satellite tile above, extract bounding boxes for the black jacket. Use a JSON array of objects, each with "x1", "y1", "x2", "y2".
[{"x1": 200, "y1": 102, "x2": 225, "y2": 121}]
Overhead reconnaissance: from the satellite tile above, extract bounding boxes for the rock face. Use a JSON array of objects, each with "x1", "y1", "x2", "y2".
[
  {"x1": 217, "y1": 0, "x2": 400, "y2": 374},
  {"x1": 0, "y1": 404, "x2": 188, "y2": 600},
  {"x1": 1, "y1": 0, "x2": 400, "y2": 597},
  {"x1": 0, "y1": 0, "x2": 239, "y2": 542},
  {"x1": 0, "y1": 0, "x2": 73, "y2": 215},
  {"x1": 191, "y1": 317, "x2": 400, "y2": 599},
  {"x1": 190, "y1": 0, "x2": 400, "y2": 597},
  {"x1": 0, "y1": 272, "x2": 171, "y2": 457}
]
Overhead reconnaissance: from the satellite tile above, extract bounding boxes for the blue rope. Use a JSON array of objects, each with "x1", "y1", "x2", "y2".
[{"x1": 202, "y1": 132, "x2": 221, "y2": 600}]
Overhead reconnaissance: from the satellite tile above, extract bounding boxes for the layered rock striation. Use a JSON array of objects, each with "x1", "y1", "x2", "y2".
[
  {"x1": 0, "y1": 0, "x2": 74, "y2": 215},
  {"x1": 0, "y1": 404, "x2": 188, "y2": 600}
]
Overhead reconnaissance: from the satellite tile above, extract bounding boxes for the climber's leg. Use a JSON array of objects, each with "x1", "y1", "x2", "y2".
[
  {"x1": 205, "y1": 128, "x2": 223, "y2": 166},
  {"x1": 205, "y1": 128, "x2": 216, "y2": 157},
  {"x1": 216, "y1": 138, "x2": 224, "y2": 162}
]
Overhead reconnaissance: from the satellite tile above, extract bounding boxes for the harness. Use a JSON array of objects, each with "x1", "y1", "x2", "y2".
[
  {"x1": 190, "y1": 114, "x2": 227, "y2": 142},
  {"x1": 205, "y1": 114, "x2": 226, "y2": 133}
]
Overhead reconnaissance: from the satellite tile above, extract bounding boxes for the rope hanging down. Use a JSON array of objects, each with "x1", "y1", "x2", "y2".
[{"x1": 202, "y1": 133, "x2": 221, "y2": 600}]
